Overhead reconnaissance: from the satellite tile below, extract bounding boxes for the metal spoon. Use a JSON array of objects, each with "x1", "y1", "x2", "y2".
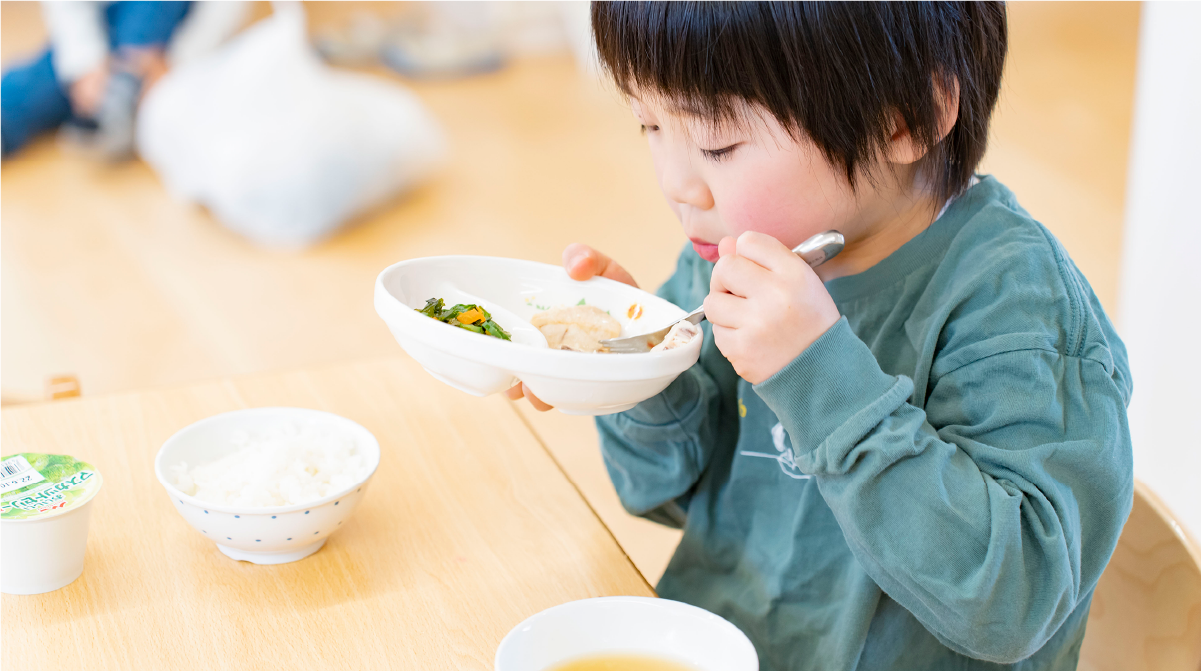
[{"x1": 599, "y1": 230, "x2": 846, "y2": 353}]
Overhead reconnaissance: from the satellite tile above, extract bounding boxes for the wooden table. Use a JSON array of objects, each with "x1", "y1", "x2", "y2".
[{"x1": 1, "y1": 356, "x2": 654, "y2": 669}]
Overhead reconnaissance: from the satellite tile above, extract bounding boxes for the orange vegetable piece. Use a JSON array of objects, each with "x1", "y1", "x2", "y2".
[{"x1": 457, "y1": 308, "x2": 484, "y2": 324}]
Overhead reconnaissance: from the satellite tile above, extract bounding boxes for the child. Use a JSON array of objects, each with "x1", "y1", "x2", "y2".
[
  {"x1": 509, "y1": 3, "x2": 1132, "y2": 670},
  {"x1": 1, "y1": 2, "x2": 192, "y2": 159}
]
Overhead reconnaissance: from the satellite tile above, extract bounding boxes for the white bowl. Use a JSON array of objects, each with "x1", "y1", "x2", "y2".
[
  {"x1": 374, "y1": 256, "x2": 703, "y2": 415},
  {"x1": 154, "y1": 408, "x2": 381, "y2": 565},
  {"x1": 495, "y1": 597, "x2": 759, "y2": 671}
]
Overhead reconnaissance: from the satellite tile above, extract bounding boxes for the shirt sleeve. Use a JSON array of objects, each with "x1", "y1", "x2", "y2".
[
  {"x1": 597, "y1": 359, "x2": 724, "y2": 528},
  {"x1": 42, "y1": 1, "x2": 108, "y2": 84},
  {"x1": 754, "y1": 317, "x2": 1133, "y2": 664},
  {"x1": 594, "y1": 246, "x2": 726, "y2": 528}
]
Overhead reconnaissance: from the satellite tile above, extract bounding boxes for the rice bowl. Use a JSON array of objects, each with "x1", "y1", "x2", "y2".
[{"x1": 154, "y1": 407, "x2": 380, "y2": 565}]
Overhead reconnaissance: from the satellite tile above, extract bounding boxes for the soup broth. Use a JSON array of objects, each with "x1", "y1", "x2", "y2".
[{"x1": 548, "y1": 653, "x2": 697, "y2": 671}]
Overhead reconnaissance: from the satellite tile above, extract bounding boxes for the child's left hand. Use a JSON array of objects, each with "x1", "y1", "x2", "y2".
[{"x1": 704, "y1": 231, "x2": 842, "y2": 384}]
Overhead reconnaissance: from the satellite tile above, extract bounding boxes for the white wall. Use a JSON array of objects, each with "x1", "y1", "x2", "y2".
[
  {"x1": 423, "y1": 2, "x2": 581, "y2": 56},
  {"x1": 496, "y1": 2, "x2": 579, "y2": 54},
  {"x1": 1119, "y1": 1, "x2": 1201, "y2": 540}
]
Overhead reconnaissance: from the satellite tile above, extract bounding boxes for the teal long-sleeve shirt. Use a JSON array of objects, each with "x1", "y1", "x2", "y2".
[{"x1": 596, "y1": 176, "x2": 1133, "y2": 671}]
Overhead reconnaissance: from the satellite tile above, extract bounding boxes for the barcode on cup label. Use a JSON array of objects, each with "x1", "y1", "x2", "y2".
[
  {"x1": 1, "y1": 456, "x2": 31, "y2": 477},
  {"x1": 0, "y1": 456, "x2": 47, "y2": 493}
]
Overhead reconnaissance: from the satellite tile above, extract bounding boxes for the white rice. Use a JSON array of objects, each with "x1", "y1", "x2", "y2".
[{"x1": 170, "y1": 422, "x2": 371, "y2": 507}]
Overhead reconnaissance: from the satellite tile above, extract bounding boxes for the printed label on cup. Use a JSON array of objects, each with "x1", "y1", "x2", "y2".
[
  {"x1": 1, "y1": 453, "x2": 101, "y2": 521},
  {"x1": 0, "y1": 456, "x2": 47, "y2": 494}
]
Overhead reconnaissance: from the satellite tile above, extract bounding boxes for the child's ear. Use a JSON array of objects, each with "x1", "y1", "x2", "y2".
[{"x1": 885, "y1": 76, "x2": 961, "y2": 165}]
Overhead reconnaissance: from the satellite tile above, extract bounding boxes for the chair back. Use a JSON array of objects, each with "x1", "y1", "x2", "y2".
[{"x1": 1079, "y1": 481, "x2": 1201, "y2": 671}]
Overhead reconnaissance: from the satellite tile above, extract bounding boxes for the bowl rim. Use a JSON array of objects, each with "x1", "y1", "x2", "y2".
[
  {"x1": 374, "y1": 255, "x2": 703, "y2": 380},
  {"x1": 153, "y1": 407, "x2": 381, "y2": 515},
  {"x1": 493, "y1": 596, "x2": 759, "y2": 670}
]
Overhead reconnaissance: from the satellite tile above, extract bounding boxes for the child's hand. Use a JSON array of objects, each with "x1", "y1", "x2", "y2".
[
  {"x1": 561, "y1": 243, "x2": 640, "y2": 287},
  {"x1": 705, "y1": 231, "x2": 841, "y2": 385},
  {"x1": 505, "y1": 244, "x2": 639, "y2": 411},
  {"x1": 69, "y1": 65, "x2": 110, "y2": 117},
  {"x1": 505, "y1": 383, "x2": 554, "y2": 411}
]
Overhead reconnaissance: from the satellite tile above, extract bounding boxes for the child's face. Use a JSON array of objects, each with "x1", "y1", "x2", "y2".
[{"x1": 632, "y1": 95, "x2": 867, "y2": 263}]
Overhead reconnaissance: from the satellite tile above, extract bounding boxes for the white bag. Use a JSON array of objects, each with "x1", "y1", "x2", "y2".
[{"x1": 137, "y1": 4, "x2": 446, "y2": 247}]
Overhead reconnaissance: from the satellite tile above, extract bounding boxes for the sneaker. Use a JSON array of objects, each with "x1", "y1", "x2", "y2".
[{"x1": 58, "y1": 69, "x2": 140, "y2": 161}]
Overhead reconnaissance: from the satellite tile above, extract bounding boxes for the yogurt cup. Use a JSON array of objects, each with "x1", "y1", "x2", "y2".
[{"x1": 1, "y1": 453, "x2": 103, "y2": 595}]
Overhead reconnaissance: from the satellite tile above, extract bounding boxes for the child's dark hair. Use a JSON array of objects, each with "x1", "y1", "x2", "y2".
[{"x1": 591, "y1": 2, "x2": 1007, "y2": 203}]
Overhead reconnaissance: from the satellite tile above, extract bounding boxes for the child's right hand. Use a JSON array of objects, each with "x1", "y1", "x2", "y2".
[{"x1": 504, "y1": 244, "x2": 639, "y2": 411}]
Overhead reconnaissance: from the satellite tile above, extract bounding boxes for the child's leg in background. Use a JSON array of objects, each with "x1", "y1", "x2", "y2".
[
  {"x1": 105, "y1": 0, "x2": 194, "y2": 53},
  {"x1": 0, "y1": 2, "x2": 192, "y2": 158},
  {"x1": 86, "y1": 1, "x2": 191, "y2": 158},
  {"x1": 0, "y1": 51, "x2": 73, "y2": 157}
]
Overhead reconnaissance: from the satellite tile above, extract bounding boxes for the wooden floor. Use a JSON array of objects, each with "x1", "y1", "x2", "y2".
[{"x1": 0, "y1": 2, "x2": 1141, "y2": 584}]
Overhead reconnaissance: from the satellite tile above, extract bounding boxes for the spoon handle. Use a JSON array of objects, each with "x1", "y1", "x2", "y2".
[{"x1": 793, "y1": 230, "x2": 846, "y2": 267}]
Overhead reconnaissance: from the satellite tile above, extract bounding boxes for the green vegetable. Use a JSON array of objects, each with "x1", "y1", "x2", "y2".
[
  {"x1": 416, "y1": 297, "x2": 512, "y2": 341},
  {"x1": 482, "y1": 321, "x2": 510, "y2": 339}
]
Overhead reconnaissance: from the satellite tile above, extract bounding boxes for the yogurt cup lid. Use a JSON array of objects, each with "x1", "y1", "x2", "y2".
[{"x1": 1, "y1": 453, "x2": 102, "y2": 521}]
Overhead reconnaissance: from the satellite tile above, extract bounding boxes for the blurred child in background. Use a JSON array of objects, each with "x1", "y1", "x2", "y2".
[{"x1": 1, "y1": 1, "x2": 244, "y2": 160}]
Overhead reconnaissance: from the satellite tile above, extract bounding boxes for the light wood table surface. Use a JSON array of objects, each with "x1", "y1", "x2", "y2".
[{"x1": 1, "y1": 356, "x2": 654, "y2": 669}]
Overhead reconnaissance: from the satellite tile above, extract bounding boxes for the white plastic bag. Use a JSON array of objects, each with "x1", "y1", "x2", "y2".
[{"x1": 137, "y1": 4, "x2": 446, "y2": 247}]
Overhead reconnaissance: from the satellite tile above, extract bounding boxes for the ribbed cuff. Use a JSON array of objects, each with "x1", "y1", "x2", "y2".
[{"x1": 753, "y1": 317, "x2": 898, "y2": 458}]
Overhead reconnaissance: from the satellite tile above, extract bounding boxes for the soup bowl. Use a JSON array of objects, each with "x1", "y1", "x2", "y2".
[{"x1": 495, "y1": 597, "x2": 759, "y2": 671}]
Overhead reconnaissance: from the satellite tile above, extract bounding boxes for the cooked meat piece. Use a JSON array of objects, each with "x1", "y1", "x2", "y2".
[
  {"x1": 650, "y1": 320, "x2": 700, "y2": 352},
  {"x1": 536, "y1": 323, "x2": 569, "y2": 348},
  {"x1": 531, "y1": 305, "x2": 621, "y2": 353}
]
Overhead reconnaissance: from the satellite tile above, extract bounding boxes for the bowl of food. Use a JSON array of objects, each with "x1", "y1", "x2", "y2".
[
  {"x1": 494, "y1": 597, "x2": 758, "y2": 671},
  {"x1": 373, "y1": 256, "x2": 703, "y2": 415},
  {"x1": 154, "y1": 407, "x2": 380, "y2": 564}
]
